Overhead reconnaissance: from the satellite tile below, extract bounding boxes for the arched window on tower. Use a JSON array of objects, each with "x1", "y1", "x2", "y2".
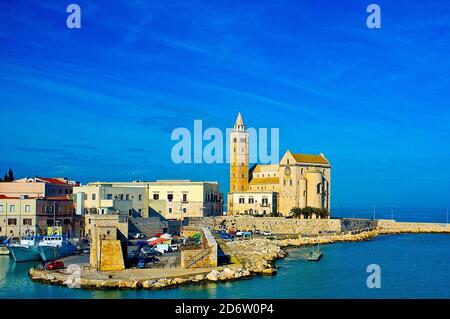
[{"x1": 317, "y1": 183, "x2": 322, "y2": 194}]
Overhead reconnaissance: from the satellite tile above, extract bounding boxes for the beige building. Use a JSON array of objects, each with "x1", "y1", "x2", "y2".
[
  {"x1": 146, "y1": 180, "x2": 223, "y2": 220},
  {"x1": 73, "y1": 183, "x2": 147, "y2": 217},
  {"x1": 228, "y1": 113, "x2": 331, "y2": 216},
  {"x1": 0, "y1": 195, "x2": 81, "y2": 238},
  {"x1": 229, "y1": 192, "x2": 277, "y2": 216}
]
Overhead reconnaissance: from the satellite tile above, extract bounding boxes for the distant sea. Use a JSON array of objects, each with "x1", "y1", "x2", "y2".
[
  {"x1": 0, "y1": 209, "x2": 449, "y2": 299},
  {"x1": 332, "y1": 207, "x2": 449, "y2": 224}
]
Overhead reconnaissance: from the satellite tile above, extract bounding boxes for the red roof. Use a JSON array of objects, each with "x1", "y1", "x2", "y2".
[{"x1": 36, "y1": 177, "x2": 69, "y2": 185}]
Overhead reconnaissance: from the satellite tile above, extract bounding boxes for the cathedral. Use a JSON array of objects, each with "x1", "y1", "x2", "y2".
[{"x1": 227, "y1": 113, "x2": 331, "y2": 216}]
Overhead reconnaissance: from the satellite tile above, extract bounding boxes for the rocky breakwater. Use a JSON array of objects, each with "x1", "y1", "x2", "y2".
[
  {"x1": 225, "y1": 238, "x2": 285, "y2": 275},
  {"x1": 29, "y1": 266, "x2": 254, "y2": 290}
]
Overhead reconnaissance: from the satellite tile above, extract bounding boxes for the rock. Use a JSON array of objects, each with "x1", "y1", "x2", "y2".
[
  {"x1": 130, "y1": 280, "x2": 140, "y2": 288},
  {"x1": 206, "y1": 269, "x2": 220, "y2": 281},
  {"x1": 262, "y1": 268, "x2": 277, "y2": 275},
  {"x1": 142, "y1": 280, "x2": 156, "y2": 288},
  {"x1": 234, "y1": 272, "x2": 243, "y2": 279},
  {"x1": 172, "y1": 277, "x2": 187, "y2": 285},
  {"x1": 194, "y1": 274, "x2": 205, "y2": 282},
  {"x1": 118, "y1": 280, "x2": 127, "y2": 288},
  {"x1": 242, "y1": 270, "x2": 251, "y2": 277},
  {"x1": 220, "y1": 268, "x2": 235, "y2": 279}
]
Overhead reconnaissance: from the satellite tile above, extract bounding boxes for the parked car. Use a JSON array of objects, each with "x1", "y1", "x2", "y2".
[
  {"x1": 262, "y1": 231, "x2": 272, "y2": 236},
  {"x1": 133, "y1": 233, "x2": 145, "y2": 239},
  {"x1": 45, "y1": 260, "x2": 65, "y2": 271},
  {"x1": 137, "y1": 259, "x2": 146, "y2": 269},
  {"x1": 220, "y1": 233, "x2": 233, "y2": 241},
  {"x1": 82, "y1": 247, "x2": 90, "y2": 254},
  {"x1": 141, "y1": 247, "x2": 161, "y2": 256},
  {"x1": 169, "y1": 244, "x2": 178, "y2": 252},
  {"x1": 254, "y1": 229, "x2": 261, "y2": 235}
]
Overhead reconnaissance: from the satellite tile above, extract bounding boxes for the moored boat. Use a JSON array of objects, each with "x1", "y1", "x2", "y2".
[
  {"x1": 7, "y1": 236, "x2": 42, "y2": 262},
  {"x1": 38, "y1": 235, "x2": 78, "y2": 261}
]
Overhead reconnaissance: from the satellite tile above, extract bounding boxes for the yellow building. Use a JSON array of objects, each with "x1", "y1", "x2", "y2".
[{"x1": 228, "y1": 113, "x2": 331, "y2": 216}]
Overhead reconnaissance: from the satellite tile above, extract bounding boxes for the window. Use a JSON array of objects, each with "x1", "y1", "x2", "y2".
[
  {"x1": 9, "y1": 205, "x2": 15, "y2": 213},
  {"x1": 106, "y1": 194, "x2": 112, "y2": 199},
  {"x1": 0, "y1": 205, "x2": 3, "y2": 212},
  {"x1": 167, "y1": 194, "x2": 173, "y2": 202},
  {"x1": 248, "y1": 197, "x2": 254, "y2": 204},
  {"x1": 182, "y1": 208, "x2": 187, "y2": 213},
  {"x1": 182, "y1": 194, "x2": 188, "y2": 202},
  {"x1": 25, "y1": 205, "x2": 31, "y2": 212},
  {"x1": 290, "y1": 179, "x2": 292, "y2": 186},
  {"x1": 168, "y1": 208, "x2": 172, "y2": 213},
  {"x1": 8, "y1": 218, "x2": 17, "y2": 225},
  {"x1": 317, "y1": 183, "x2": 322, "y2": 194},
  {"x1": 92, "y1": 194, "x2": 96, "y2": 200},
  {"x1": 139, "y1": 194, "x2": 142, "y2": 201},
  {"x1": 153, "y1": 194, "x2": 159, "y2": 200},
  {"x1": 287, "y1": 159, "x2": 290, "y2": 164},
  {"x1": 84, "y1": 194, "x2": 87, "y2": 200},
  {"x1": 126, "y1": 194, "x2": 129, "y2": 200},
  {"x1": 262, "y1": 198, "x2": 268, "y2": 206},
  {"x1": 239, "y1": 197, "x2": 245, "y2": 204},
  {"x1": 23, "y1": 218, "x2": 32, "y2": 226}
]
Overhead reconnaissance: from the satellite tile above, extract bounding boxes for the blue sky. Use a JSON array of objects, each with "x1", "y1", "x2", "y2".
[{"x1": 0, "y1": 0, "x2": 449, "y2": 209}]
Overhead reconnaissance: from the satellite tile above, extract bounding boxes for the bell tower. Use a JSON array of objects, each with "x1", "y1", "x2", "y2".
[{"x1": 228, "y1": 113, "x2": 249, "y2": 214}]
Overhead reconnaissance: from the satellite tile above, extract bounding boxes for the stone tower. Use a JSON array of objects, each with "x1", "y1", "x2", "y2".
[
  {"x1": 229, "y1": 112, "x2": 249, "y2": 193},
  {"x1": 228, "y1": 113, "x2": 249, "y2": 214}
]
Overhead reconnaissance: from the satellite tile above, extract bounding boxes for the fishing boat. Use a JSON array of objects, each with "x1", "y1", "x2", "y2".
[
  {"x1": 38, "y1": 235, "x2": 78, "y2": 261},
  {"x1": 308, "y1": 234, "x2": 323, "y2": 261},
  {"x1": 7, "y1": 236, "x2": 42, "y2": 262}
]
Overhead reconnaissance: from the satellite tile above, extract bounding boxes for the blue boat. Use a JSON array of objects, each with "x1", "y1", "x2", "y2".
[
  {"x1": 7, "y1": 236, "x2": 42, "y2": 262},
  {"x1": 38, "y1": 235, "x2": 78, "y2": 261}
]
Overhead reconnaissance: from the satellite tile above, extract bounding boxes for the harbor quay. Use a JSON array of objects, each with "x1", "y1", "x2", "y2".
[{"x1": 27, "y1": 217, "x2": 450, "y2": 290}]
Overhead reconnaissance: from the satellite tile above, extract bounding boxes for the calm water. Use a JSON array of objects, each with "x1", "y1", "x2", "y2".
[{"x1": 1, "y1": 233, "x2": 449, "y2": 298}]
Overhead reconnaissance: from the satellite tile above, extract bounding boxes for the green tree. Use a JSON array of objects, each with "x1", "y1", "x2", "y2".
[
  {"x1": 3, "y1": 173, "x2": 8, "y2": 182},
  {"x1": 7, "y1": 169, "x2": 14, "y2": 182}
]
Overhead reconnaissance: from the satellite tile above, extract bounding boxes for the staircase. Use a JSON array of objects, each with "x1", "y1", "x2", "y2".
[{"x1": 184, "y1": 248, "x2": 211, "y2": 268}]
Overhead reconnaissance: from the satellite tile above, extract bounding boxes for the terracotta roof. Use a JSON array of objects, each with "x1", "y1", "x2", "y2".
[
  {"x1": 36, "y1": 177, "x2": 69, "y2": 185},
  {"x1": 292, "y1": 154, "x2": 329, "y2": 165},
  {"x1": 249, "y1": 177, "x2": 279, "y2": 185}
]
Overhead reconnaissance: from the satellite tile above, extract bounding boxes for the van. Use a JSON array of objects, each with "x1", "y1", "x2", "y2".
[{"x1": 154, "y1": 244, "x2": 170, "y2": 254}]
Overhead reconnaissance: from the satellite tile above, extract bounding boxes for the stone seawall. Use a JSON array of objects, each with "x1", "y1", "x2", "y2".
[
  {"x1": 189, "y1": 216, "x2": 377, "y2": 235},
  {"x1": 378, "y1": 220, "x2": 450, "y2": 233}
]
